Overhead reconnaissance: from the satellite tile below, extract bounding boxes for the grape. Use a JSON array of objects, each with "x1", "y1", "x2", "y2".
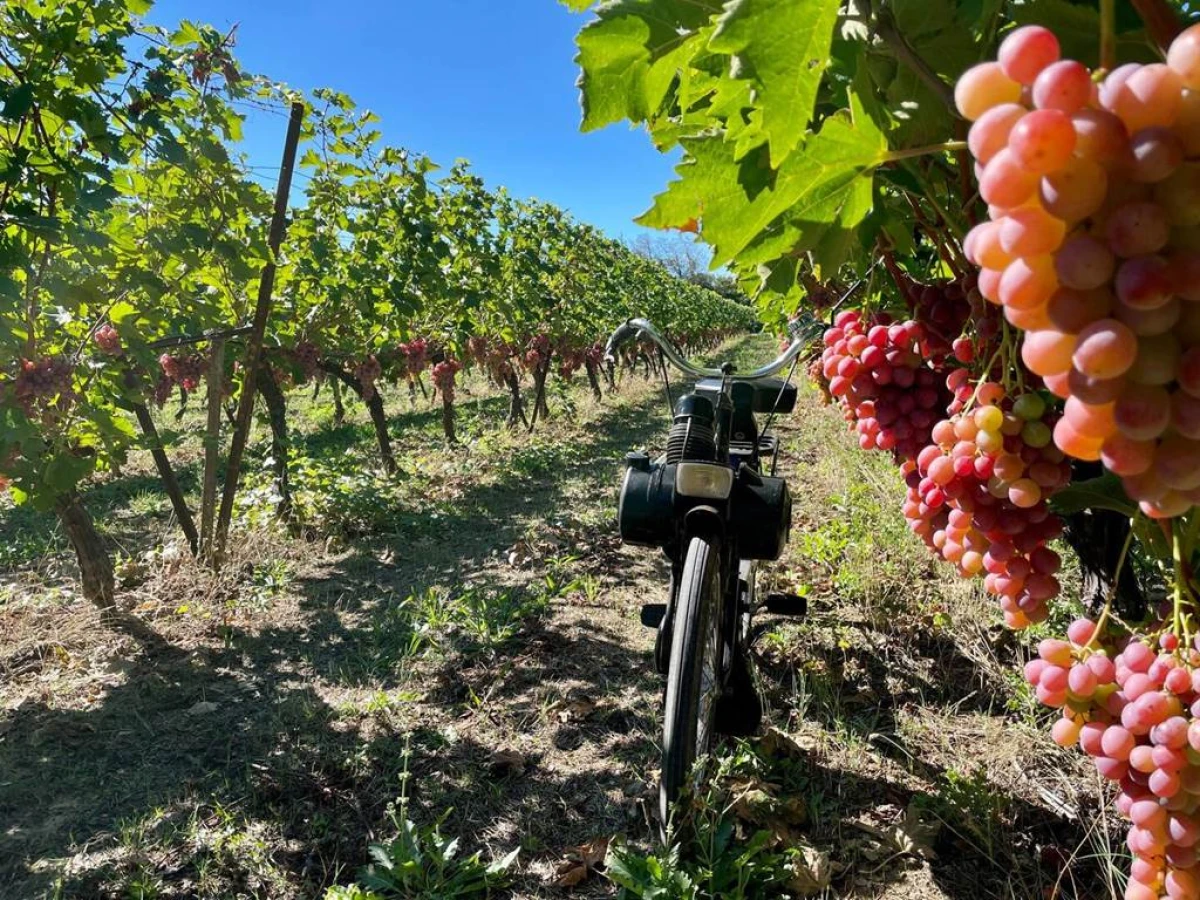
[
  {"x1": 1033, "y1": 59, "x2": 1092, "y2": 113},
  {"x1": 1000, "y1": 255, "x2": 1059, "y2": 309},
  {"x1": 956, "y1": 62, "x2": 1022, "y2": 120},
  {"x1": 1155, "y1": 163, "x2": 1200, "y2": 229},
  {"x1": 13, "y1": 357, "x2": 76, "y2": 416},
  {"x1": 1115, "y1": 296, "x2": 1182, "y2": 337},
  {"x1": 999, "y1": 207, "x2": 1066, "y2": 256},
  {"x1": 1127, "y1": 333, "x2": 1182, "y2": 386},
  {"x1": 1073, "y1": 318, "x2": 1138, "y2": 379},
  {"x1": 1169, "y1": 24, "x2": 1200, "y2": 90},
  {"x1": 1105, "y1": 203, "x2": 1171, "y2": 257},
  {"x1": 353, "y1": 355, "x2": 383, "y2": 401},
  {"x1": 980, "y1": 148, "x2": 1040, "y2": 207},
  {"x1": 1115, "y1": 383, "x2": 1173, "y2": 440},
  {"x1": 1008, "y1": 108, "x2": 1076, "y2": 173},
  {"x1": 1155, "y1": 434, "x2": 1200, "y2": 490},
  {"x1": 1180, "y1": 347, "x2": 1200, "y2": 397},
  {"x1": 1115, "y1": 64, "x2": 1184, "y2": 133},
  {"x1": 998, "y1": 25, "x2": 1060, "y2": 85},
  {"x1": 1130, "y1": 127, "x2": 1185, "y2": 183},
  {"x1": 1040, "y1": 158, "x2": 1108, "y2": 223},
  {"x1": 1176, "y1": 90, "x2": 1200, "y2": 156},
  {"x1": 1171, "y1": 391, "x2": 1200, "y2": 438},
  {"x1": 431, "y1": 358, "x2": 462, "y2": 402},
  {"x1": 1103, "y1": 433, "x2": 1156, "y2": 475},
  {"x1": 1021, "y1": 329, "x2": 1075, "y2": 376},
  {"x1": 1072, "y1": 108, "x2": 1132, "y2": 168},
  {"x1": 968, "y1": 103, "x2": 1027, "y2": 164},
  {"x1": 1117, "y1": 255, "x2": 1174, "y2": 309},
  {"x1": 1047, "y1": 285, "x2": 1113, "y2": 330}
]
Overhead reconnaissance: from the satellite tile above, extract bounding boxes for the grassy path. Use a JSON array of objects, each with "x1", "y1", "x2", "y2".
[{"x1": 1, "y1": 335, "x2": 1113, "y2": 899}]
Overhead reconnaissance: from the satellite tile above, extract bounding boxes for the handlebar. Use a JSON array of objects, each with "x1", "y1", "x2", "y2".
[{"x1": 603, "y1": 317, "x2": 813, "y2": 381}]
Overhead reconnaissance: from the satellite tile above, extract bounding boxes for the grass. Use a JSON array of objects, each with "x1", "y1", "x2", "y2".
[{"x1": 0, "y1": 335, "x2": 1126, "y2": 900}]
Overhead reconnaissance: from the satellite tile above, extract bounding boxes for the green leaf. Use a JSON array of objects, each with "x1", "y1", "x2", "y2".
[
  {"x1": 43, "y1": 452, "x2": 95, "y2": 494},
  {"x1": 1, "y1": 83, "x2": 34, "y2": 121},
  {"x1": 1048, "y1": 474, "x2": 1138, "y2": 518},
  {"x1": 708, "y1": 0, "x2": 841, "y2": 167},
  {"x1": 575, "y1": 0, "x2": 718, "y2": 131},
  {"x1": 639, "y1": 91, "x2": 887, "y2": 271}
]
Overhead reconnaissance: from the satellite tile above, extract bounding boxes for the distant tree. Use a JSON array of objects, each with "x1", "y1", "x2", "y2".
[{"x1": 628, "y1": 233, "x2": 750, "y2": 305}]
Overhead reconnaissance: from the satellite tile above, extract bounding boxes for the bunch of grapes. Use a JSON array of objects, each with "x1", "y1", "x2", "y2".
[
  {"x1": 820, "y1": 309, "x2": 952, "y2": 461},
  {"x1": 354, "y1": 355, "x2": 382, "y2": 401},
  {"x1": 431, "y1": 358, "x2": 462, "y2": 403},
  {"x1": 904, "y1": 383, "x2": 1071, "y2": 627},
  {"x1": 398, "y1": 338, "x2": 429, "y2": 377},
  {"x1": 1020, "y1": 617, "x2": 1200, "y2": 900},
  {"x1": 558, "y1": 347, "x2": 585, "y2": 380},
  {"x1": 93, "y1": 324, "x2": 123, "y2": 356},
  {"x1": 467, "y1": 336, "x2": 490, "y2": 367},
  {"x1": 12, "y1": 357, "x2": 76, "y2": 416},
  {"x1": 897, "y1": 272, "x2": 1000, "y2": 362},
  {"x1": 158, "y1": 352, "x2": 206, "y2": 392},
  {"x1": 958, "y1": 22, "x2": 1200, "y2": 520},
  {"x1": 585, "y1": 343, "x2": 605, "y2": 368},
  {"x1": 289, "y1": 341, "x2": 321, "y2": 380},
  {"x1": 524, "y1": 333, "x2": 552, "y2": 372}
]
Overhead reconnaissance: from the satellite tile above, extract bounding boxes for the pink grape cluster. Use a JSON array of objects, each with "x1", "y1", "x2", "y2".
[
  {"x1": 12, "y1": 357, "x2": 76, "y2": 416},
  {"x1": 903, "y1": 384, "x2": 1070, "y2": 627},
  {"x1": 398, "y1": 338, "x2": 429, "y2": 377},
  {"x1": 158, "y1": 352, "x2": 205, "y2": 392},
  {"x1": 93, "y1": 324, "x2": 122, "y2": 356},
  {"x1": 958, "y1": 23, "x2": 1200, "y2": 519},
  {"x1": 354, "y1": 356, "x2": 382, "y2": 401},
  {"x1": 901, "y1": 273, "x2": 999, "y2": 362},
  {"x1": 1027, "y1": 619, "x2": 1200, "y2": 899},
  {"x1": 558, "y1": 347, "x2": 585, "y2": 380},
  {"x1": 524, "y1": 333, "x2": 552, "y2": 372},
  {"x1": 820, "y1": 310, "x2": 951, "y2": 461},
  {"x1": 431, "y1": 358, "x2": 461, "y2": 403}
]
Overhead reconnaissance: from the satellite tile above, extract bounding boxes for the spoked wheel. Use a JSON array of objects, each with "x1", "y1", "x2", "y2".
[{"x1": 660, "y1": 535, "x2": 723, "y2": 830}]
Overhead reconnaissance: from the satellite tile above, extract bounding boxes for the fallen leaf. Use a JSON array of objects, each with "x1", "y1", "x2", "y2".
[
  {"x1": 186, "y1": 700, "x2": 219, "y2": 716},
  {"x1": 551, "y1": 836, "x2": 610, "y2": 888},
  {"x1": 787, "y1": 845, "x2": 832, "y2": 896}
]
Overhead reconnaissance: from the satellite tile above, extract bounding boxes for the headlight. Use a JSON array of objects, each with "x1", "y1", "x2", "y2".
[{"x1": 675, "y1": 462, "x2": 733, "y2": 500}]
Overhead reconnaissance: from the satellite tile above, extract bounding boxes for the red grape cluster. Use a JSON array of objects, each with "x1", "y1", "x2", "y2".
[
  {"x1": 93, "y1": 324, "x2": 122, "y2": 356},
  {"x1": 289, "y1": 341, "x2": 321, "y2": 380},
  {"x1": 557, "y1": 347, "x2": 585, "y2": 379},
  {"x1": 904, "y1": 383, "x2": 1070, "y2": 628},
  {"x1": 158, "y1": 352, "x2": 206, "y2": 392},
  {"x1": 585, "y1": 343, "x2": 605, "y2": 368},
  {"x1": 398, "y1": 338, "x2": 429, "y2": 377},
  {"x1": 12, "y1": 357, "x2": 76, "y2": 416},
  {"x1": 899, "y1": 273, "x2": 999, "y2": 362},
  {"x1": 959, "y1": 23, "x2": 1200, "y2": 520},
  {"x1": 1026, "y1": 619, "x2": 1200, "y2": 900},
  {"x1": 524, "y1": 333, "x2": 551, "y2": 372},
  {"x1": 820, "y1": 310, "x2": 951, "y2": 461},
  {"x1": 431, "y1": 358, "x2": 462, "y2": 403},
  {"x1": 354, "y1": 355, "x2": 382, "y2": 401}
]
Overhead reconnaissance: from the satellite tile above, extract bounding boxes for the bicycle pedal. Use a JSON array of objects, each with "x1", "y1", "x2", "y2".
[
  {"x1": 640, "y1": 603, "x2": 667, "y2": 628},
  {"x1": 763, "y1": 593, "x2": 807, "y2": 617}
]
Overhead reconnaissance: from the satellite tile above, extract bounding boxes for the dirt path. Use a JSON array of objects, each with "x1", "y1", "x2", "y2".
[{"x1": 0, "y1": 334, "x2": 1112, "y2": 900}]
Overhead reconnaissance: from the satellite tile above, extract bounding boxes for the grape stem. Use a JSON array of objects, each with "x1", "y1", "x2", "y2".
[
  {"x1": 1085, "y1": 524, "x2": 1135, "y2": 651},
  {"x1": 883, "y1": 141, "x2": 968, "y2": 163},
  {"x1": 1099, "y1": 0, "x2": 1116, "y2": 72}
]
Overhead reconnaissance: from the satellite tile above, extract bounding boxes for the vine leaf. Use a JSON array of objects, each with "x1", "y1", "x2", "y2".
[
  {"x1": 1048, "y1": 474, "x2": 1138, "y2": 518},
  {"x1": 709, "y1": 0, "x2": 841, "y2": 167},
  {"x1": 638, "y1": 90, "x2": 887, "y2": 273},
  {"x1": 574, "y1": 0, "x2": 717, "y2": 131}
]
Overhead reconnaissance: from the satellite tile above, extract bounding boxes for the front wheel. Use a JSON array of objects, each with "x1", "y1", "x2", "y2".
[{"x1": 660, "y1": 535, "x2": 723, "y2": 828}]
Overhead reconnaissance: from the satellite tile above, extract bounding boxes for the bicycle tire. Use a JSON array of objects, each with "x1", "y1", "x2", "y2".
[{"x1": 660, "y1": 535, "x2": 723, "y2": 828}]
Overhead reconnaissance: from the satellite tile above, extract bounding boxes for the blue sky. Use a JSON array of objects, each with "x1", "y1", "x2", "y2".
[{"x1": 145, "y1": 0, "x2": 681, "y2": 242}]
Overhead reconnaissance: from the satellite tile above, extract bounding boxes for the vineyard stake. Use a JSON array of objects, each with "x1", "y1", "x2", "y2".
[
  {"x1": 200, "y1": 336, "x2": 226, "y2": 561},
  {"x1": 128, "y1": 401, "x2": 200, "y2": 555},
  {"x1": 214, "y1": 100, "x2": 305, "y2": 566}
]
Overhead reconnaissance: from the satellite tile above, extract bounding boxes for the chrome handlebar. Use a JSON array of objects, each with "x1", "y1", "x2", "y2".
[{"x1": 603, "y1": 317, "x2": 811, "y2": 381}]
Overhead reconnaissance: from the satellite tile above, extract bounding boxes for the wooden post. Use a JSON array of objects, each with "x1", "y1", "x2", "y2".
[
  {"x1": 130, "y1": 402, "x2": 200, "y2": 555},
  {"x1": 200, "y1": 337, "x2": 226, "y2": 560},
  {"x1": 214, "y1": 101, "x2": 305, "y2": 565}
]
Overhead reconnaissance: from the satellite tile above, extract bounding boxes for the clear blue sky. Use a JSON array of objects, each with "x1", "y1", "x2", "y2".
[{"x1": 145, "y1": 0, "x2": 680, "y2": 243}]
